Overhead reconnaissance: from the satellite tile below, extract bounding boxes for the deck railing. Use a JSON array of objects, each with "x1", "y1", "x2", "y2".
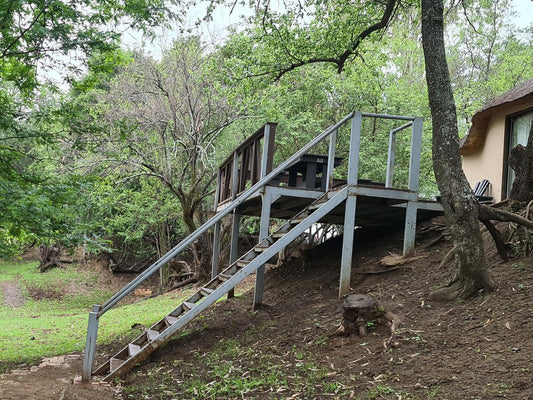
[{"x1": 216, "y1": 123, "x2": 276, "y2": 206}]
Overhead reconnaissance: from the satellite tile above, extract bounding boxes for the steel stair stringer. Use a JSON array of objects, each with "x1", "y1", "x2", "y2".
[{"x1": 94, "y1": 186, "x2": 348, "y2": 382}]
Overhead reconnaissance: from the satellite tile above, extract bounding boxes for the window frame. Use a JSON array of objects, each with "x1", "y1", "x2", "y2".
[{"x1": 502, "y1": 107, "x2": 533, "y2": 199}]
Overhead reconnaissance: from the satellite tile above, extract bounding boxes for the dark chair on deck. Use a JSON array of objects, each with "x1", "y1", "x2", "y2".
[
  {"x1": 473, "y1": 179, "x2": 493, "y2": 203},
  {"x1": 436, "y1": 179, "x2": 493, "y2": 203}
]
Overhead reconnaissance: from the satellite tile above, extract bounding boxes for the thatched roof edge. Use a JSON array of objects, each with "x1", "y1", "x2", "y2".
[{"x1": 460, "y1": 78, "x2": 533, "y2": 155}]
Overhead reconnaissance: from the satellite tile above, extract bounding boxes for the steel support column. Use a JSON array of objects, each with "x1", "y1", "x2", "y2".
[
  {"x1": 403, "y1": 201, "x2": 418, "y2": 256},
  {"x1": 228, "y1": 211, "x2": 241, "y2": 298},
  {"x1": 402, "y1": 117, "x2": 423, "y2": 257},
  {"x1": 339, "y1": 112, "x2": 362, "y2": 297},
  {"x1": 253, "y1": 191, "x2": 272, "y2": 308},
  {"x1": 340, "y1": 195, "x2": 357, "y2": 296},
  {"x1": 211, "y1": 221, "x2": 222, "y2": 279},
  {"x1": 82, "y1": 304, "x2": 100, "y2": 382}
]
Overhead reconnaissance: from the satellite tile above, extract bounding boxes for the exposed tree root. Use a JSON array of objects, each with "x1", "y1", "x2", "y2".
[
  {"x1": 438, "y1": 245, "x2": 458, "y2": 269},
  {"x1": 429, "y1": 277, "x2": 479, "y2": 302},
  {"x1": 430, "y1": 203, "x2": 533, "y2": 302}
]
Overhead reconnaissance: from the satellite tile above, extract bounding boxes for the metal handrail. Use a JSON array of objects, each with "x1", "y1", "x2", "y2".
[{"x1": 96, "y1": 111, "x2": 355, "y2": 317}]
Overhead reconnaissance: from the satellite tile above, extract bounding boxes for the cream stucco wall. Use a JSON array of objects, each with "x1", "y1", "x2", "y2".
[{"x1": 462, "y1": 102, "x2": 532, "y2": 202}]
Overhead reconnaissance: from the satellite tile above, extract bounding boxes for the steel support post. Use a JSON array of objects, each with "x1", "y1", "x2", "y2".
[
  {"x1": 211, "y1": 220, "x2": 222, "y2": 279},
  {"x1": 408, "y1": 117, "x2": 423, "y2": 192},
  {"x1": 326, "y1": 130, "x2": 338, "y2": 191},
  {"x1": 403, "y1": 201, "x2": 418, "y2": 257},
  {"x1": 402, "y1": 117, "x2": 423, "y2": 257},
  {"x1": 82, "y1": 304, "x2": 101, "y2": 382},
  {"x1": 340, "y1": 195, "x2": 357, "y2": 297},
  {"x1": 339, "y1": 112, "x2": 362, "y2": 298},
  {"x1": 228, "y1": 211, "x2": 241, "y2": 298},
  {"x1": 253, "y1": 191, "x2": 272, "y2": 308},
  {"x1": 386, "y1": 130, "x2": 396, "y2": 188}
]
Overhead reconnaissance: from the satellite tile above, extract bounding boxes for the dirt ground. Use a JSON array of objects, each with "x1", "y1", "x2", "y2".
[{"x1": 1, "y1": 220, "x2": 533, "y2": 399}]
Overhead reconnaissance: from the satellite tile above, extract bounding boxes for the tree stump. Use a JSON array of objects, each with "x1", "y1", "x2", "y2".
[
  {"x1": 342, "y1": 294, "x2": 382, "y2": 336},
  {"x1": 39, "y1": 245, "x2": 63, "y2": 272}
]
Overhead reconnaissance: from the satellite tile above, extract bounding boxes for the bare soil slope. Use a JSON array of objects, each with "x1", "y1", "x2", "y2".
[{"x1": 2, "y1": 221, "x2": 532, "y2": 399}]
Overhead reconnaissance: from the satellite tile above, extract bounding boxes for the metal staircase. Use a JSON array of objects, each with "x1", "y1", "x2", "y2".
[
  {"x1": 93, "y1": 187, "x2": 347, "y2": 381},
  {"x1": 83, "y1": 111, "x2": 430, "y2": 382}
]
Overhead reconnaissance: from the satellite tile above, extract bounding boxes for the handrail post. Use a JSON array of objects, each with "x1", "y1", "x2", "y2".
[
  {"x1": 260, "y1": 123, "x2": 276, "y2": 178},
  {"x1": 325, "y1": 130, "x2": 338, "y2": 191},
  {"x1": 403, "y1": 117, "x2": 423, "y2": 256},
  {"x1": 386, "y1": 129, "x2": 396, "y2": 188},
  {"x1": 408, "y1": 117, "x2": 423, "y2": 192},
  {"x1": 82, "y1": 304, "x2": 101, "y2": 382},
  {"x1": 211, "y1": 221, "x2": 222, "y2": 279}
]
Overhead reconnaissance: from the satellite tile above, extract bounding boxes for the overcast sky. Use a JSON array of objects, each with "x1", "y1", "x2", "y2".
[{"x1": 513, "y1": 0, "x2": 533, "y2": 27}]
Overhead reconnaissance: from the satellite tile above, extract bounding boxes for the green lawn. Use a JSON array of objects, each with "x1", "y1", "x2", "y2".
[{"x1": 0, "y1": 261, "x2": 196, "y2": 370}]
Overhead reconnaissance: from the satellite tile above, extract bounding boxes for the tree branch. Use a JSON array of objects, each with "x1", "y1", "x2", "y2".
[
  {"x1": 272, "y1": 0, "x2": 398, "y2": 79},
  {"x1": 1, "y1": 1, "x2": 50, "y2": 60},
  {"x1": 480, "y1": 218, "x2": 508, "y2": 261},
  {"x1": 479, "y1": 205, "x2": 533, "y2": 230}
]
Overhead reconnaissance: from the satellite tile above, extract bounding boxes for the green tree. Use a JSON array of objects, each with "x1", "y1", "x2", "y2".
[
  {"x1": 0, "y1": 0, "x2": 182, "y2": 261},
  {"x1": 65, "y1": 38, "x2": 238, "y2": 281}
]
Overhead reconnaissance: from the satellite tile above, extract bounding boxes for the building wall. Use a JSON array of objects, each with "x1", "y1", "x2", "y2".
[{"x1": 462, "y1": 102, "x2": 530, "y2": 202}]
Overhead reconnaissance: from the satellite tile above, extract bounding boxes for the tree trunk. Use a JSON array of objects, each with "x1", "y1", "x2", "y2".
[
  {"x1": 421, "y1": 0, "x2": 492, "y2": 300},
  {"x1": 182, "y1": 199, "x2": 212, "y2": 281},
  {"x1": 509, "y1": 123, "x2": 533, "y2": 202},
  {"x1": 156, "y1": 221, "x2": 172, "y2": 288}
]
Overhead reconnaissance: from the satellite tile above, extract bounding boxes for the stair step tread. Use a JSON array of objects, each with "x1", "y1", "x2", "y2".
[
  {"x1": 235, "y1": 260, "x2": 249, "y2": 267},
  {"x1": 254, "y1": 245, "x2": 269, "y2": 252},
  {"x1": 109, "y1": 357, "x2": 124, "y2": 372},
  {"x1": 165, "y1": 316, "x2": 179, "y2": 325},
  {"x1": 271, "y1": 232, "x2": 286, "y2": 238},
  {"x1": 218, "y1": 273, "x2": 231, "y2": 281},
  {"x1": 200, "y1": 287, "x2": 215, "y2": 296},
  {"x1": 290, "y1": 216, "x2": 308, "y2": 224},
  {"x1": 147, "y1": 329, "x2": 159, "y2": 341},
  {"x1": 308, "y1": 202, "x2": 326, "y2": 210},
  {"x1": 182, "y1": 301, "x2": 196, "y2": 311},
  {"x1": 128, "y1": 343, "x2": 141, "y2": 356}
]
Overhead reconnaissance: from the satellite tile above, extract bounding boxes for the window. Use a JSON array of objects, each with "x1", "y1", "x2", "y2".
[{"x1": 505, "y1": 109, "x2": 533, "y2": 197}]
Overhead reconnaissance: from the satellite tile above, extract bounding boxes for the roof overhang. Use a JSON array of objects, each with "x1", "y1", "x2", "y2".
[{"x1": 460, "y1": 78, "x2": 533, "y2": 156}]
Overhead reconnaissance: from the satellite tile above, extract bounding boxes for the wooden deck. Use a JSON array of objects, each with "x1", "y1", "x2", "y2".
[
  {"x1": 211, "y1": 112, "x2": 443, "y2": 301},
  {"x1": 219, "y1": 182, "x2": 442, "y2": 227}
]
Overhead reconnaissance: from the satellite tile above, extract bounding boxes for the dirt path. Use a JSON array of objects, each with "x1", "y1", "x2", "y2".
[
  {"x1": 0, "y1": 354, "x2": 122, "y2": 400},
  {"x1": 0, "y1": 281, "x2": 25, "y2": 308}
]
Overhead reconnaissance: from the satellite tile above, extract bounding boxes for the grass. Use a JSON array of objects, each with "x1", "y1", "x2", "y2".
[
  {"x1": 123, "y1": 335, "x2": 344, "y2": 400},
  {"x1": 0, "y1": 260, "x2": 197, "y2": 369}
]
